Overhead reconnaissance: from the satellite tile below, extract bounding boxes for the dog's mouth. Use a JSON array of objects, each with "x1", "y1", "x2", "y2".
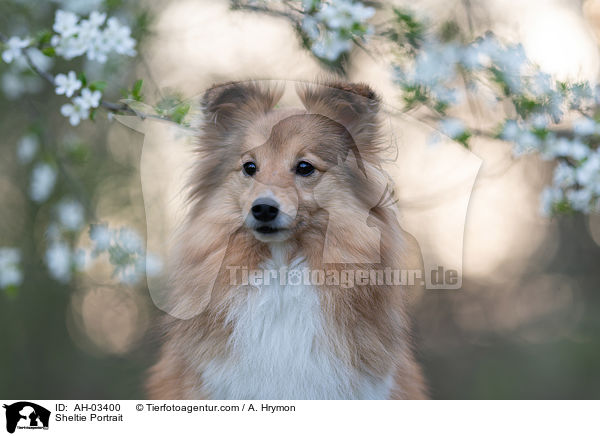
[{"x1": 255, "y1": 225, "x2": 284, "y2": 234}]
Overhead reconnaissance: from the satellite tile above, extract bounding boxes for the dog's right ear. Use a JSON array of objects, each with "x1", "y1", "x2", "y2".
[
  {"x1": 297, "y1": 81, "x2": 382, "y2": 152},
  {"x1": 201, "y1": 81, "x2": 283, "y2": 130}
]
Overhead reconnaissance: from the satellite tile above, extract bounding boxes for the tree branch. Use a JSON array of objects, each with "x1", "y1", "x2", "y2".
[
  {"x1": 0, "y1": 30, "x2": 181, "y2": 122},
  {"x1": 230, "y1": 1, "x2": 300, "y2": 22}
]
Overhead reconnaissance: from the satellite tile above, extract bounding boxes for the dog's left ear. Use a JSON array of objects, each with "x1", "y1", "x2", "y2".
[
  {"x1": 201, "y1": 81, "x2": 283, "y2": 132},
  {"x1": 297, "y1": 81, "x2": 381, "y2": 149}
]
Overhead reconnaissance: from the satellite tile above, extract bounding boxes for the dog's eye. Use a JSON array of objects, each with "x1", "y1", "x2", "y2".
[
  {"x1": 242, "y1": 161, "x2": 257, "y2": 176},
  {"x1": 296, "y1": 161, "x2": 315, "y2": 177}
]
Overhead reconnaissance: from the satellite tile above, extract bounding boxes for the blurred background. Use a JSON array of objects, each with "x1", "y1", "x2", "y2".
[{"x1": 1, "y1": 0, "x2": 600, "y2": 399}]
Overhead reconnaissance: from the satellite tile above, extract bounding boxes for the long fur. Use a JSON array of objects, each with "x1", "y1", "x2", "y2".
[{"x1": 147, "y1": 80, "x2": 427, "y2": 399}]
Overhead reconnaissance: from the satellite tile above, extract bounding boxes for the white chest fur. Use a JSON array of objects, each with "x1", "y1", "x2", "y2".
[{"x1": 200, "y1": 253, "x2": 394, "y2": 400}]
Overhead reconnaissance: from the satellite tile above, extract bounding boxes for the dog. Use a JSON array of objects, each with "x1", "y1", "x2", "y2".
[{"x1": 146, "y1": 80, "x2": 427, "y2": 399}]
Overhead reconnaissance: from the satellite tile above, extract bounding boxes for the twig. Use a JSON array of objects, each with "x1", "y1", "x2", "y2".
[
  {"x1": 230, "y1": 1, "x2": 299, "y2": 21},
  {"x1": 462, "y1": 0, "x2": 475, "y2": 38},
  {"x1": 351, "y1": 36, "x2": 380, "y2": 63},
  {"x1": 0, "y1": 30, "x2": 181, "y2": 122}
]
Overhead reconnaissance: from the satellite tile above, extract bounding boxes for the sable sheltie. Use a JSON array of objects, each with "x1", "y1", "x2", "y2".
[{"x1": 147, "y1": 80, "x2": 427, "y2": 399}]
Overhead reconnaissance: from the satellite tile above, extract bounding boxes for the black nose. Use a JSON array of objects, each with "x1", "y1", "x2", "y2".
[{"x1": 251, "y1": 198, "x2": 279, "y2": 222}]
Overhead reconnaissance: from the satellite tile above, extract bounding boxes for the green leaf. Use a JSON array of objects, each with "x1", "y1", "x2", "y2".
[
  {"x1": 439, "y1": 20, "x2": 460, "y2": 42},
  {"x1": 78, "y1": 72, "x2": 87, "y2": 88},
  {"x1": 392, "y1": 8, "x2": 425, "y2": 48},
  {"x1": 434, "y1": 100, "x2": 449, "y2": 115},
  {"x1": 153, "y1": 93, "x2": 191, "y2": 124},
  {"x1": 89, "y1": 81, "x2": 107, "y2": 92},
  {"x1": 171, "y1": 103, "x2": 190, "y2": 124},
  {"x1": 455, "y1": 131, "x2": 472, "y2": 148},
  {"x1": 132, "y1": 79, "x2": 143, "y2": 101},
  {"x1": 3, "y1": 284, "x2": 19, "y2": 298},
  {"x1": 36, "y1": 30, "x2": 53, "y2": 46},
  {"x1": 155, "y1": 94, "x2": 181, "y2": 113},
  {"x1": 105, "y1": 0, "x2": 124, "y2": 11},
  {"x1": 41, "y1": 47, "x2": 55, "y2": 57},
  {"x1": 552, "y1": 199, "x2": 574, "y2": 216},
  {"x1": 64, "y1": 141, "x2": 89, "y2": 164},
  {"x1": 132, "y1": 10, "x2": 153, "y2": 42},
  {"x1": 513, "y1": 96, "x2": 539, "y2": 119},
  {"x1": 402, "y1": 84, "x2": 429, "y2": 109},
  {"x1": 532, "y1": 127, "x2": 549, "y2": 140},
  {"x1": 489, "y1": 66, "x2": 511, "y2": 96}
]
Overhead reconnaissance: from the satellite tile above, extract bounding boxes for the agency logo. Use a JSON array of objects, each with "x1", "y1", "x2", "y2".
[{"x1": 3, "y1": 402, "x2": 50, "y2": 434}]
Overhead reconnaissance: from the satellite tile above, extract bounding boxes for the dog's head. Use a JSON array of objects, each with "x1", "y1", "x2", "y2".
[{"x1": 191, "y1": 80, "x2": 385, "y2": 245}]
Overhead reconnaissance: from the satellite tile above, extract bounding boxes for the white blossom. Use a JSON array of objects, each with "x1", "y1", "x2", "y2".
[
  {"x1": 144, "y1": 253, "x2": 163, "y2": 277},
  {"x1": 570, "y1": 83, "x2": 593, "y2": 110},
  {"x1": 53, "y1": 10, "x2": 80, "y2": 37},
  {"x1": 52, "y1": 33, "x2": 88, "y2": 60},
  {"x1": 501, "y1": 120, "x2": 520, "y2": 141},
  {"x1": 103, "y1": 17, "x2": 137, "y2": 56},
  {"x1": 573, "y1": 116, "x2": 598, "y2": 137},
  {"x1": 1, "y1": 36, "x2": 30, "y2": 63},
  {"x1": 301, "y1": 16, "x2": 320, "y2": 40},
  {"x1": 51, "y1": 9, "x2": 136, "y2": 63},
  {"x1": 439, "y1": 118, "x2": 465, "y2": 139},
  {"x1": 531, "y1": 72, "x2": 553, "y2": 97},
  {"x1": 500, "y1": 40, "x2": 527, "y2": 67},
  {"x1": 547, "y1": 91, "x2": 565, "y2": 122},
  {"x1": 2, "y1": 72, "x2": 26, "y2": 99},
  {"x1": 86, "y1": 223, "x2": 163, "y2": 284},
  {"x1": 30, "y1": 163, "x2": 57, "y2": 203},
  {"x1": 0, "y1": 248, "x2": 23, "y2": 289},
  {"x1": 17, "y1": 134, "x2": 39, "y2": 164},
  {"x1": 78, "y1": 14, "x2": 104, "y2": 61},
  {"x1": 576, "y1": 151, "x2": 600, "y2": 192},
  {"x1": 76, "y1": 88, "x2": 101, "y2": 109},
  {"x1": 117, "y1": 228, "x2": 143, "y2": 254},
  {"x1": 476, "y1": 34, "x2": 502, "y2": 67},
  {"x1": 46, "y1": 223, "x2": 62, "y2": 241},
  {"x1": 85, "y1": 38, "x2": 109, "y2": 63},
  {"x1": 316, "y1": 0, "x2": 374, "y2": 30},
  {"x1": 552, "y1": 162, "x2": 576, "y2": 188},
  {"x1": 567, "y1": 188, "x2": 593, "y2": 213},
  {"x1": 302, "y1": 0, "x2": 320, "y2": 10},
  {"x1": 60, "y1": 102, "x2": 89, "y2": 126},
  {"x1": 73, "y1": 248, "x2": 90, "y2": 271},
  {"x1": 563, "y1": 139, "x2": 589, "y2": 161},
  {"x1": 53, "y1": 0, "x2": 103, "y2": 15},
  {"x1": 513, "y1": 131, "x2": 541, "y2": 156},
  {"x1": 311, "y1": 32, "x2": 352, "y2": 61},
  {"x1": 2, "y1": 73, "x2": 43, "y2": 99},
  {"x1": 88, "y1": 10, "x2": 107, "y2": 27},
  {"x1": 45, "y1": 241, "x2": 72, "y2": 282},
  {"x1": 431, "y1": 84, "x2": 460, "y2": 105},
  {"x1": 461, "y1": 44, "x2": 483, "y2": 70},
  {"x1": 54, "y1": 70, "x2": 82, "y2": 97},
  {"x1": 415, "y1": 43, "x2": 461, "y2": 87},
  {"x1": 303, "y1": 0, "x2": 374, "y2": 61},
  {"x1": 530, "y1": 113, "x2": 549, "y2": 130},
  {"x1": 90, "y1": 224, "x2": 111, "y2": 252},
  {"x1": 116, "y1": 263, "x2": 138, "y2": 285},
  {"x1": 56, "y1": 199, "x2": 85, "y2": 231},
  {"x1": 540, "y1": 186, "x2": 563, "y2": 216}
]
